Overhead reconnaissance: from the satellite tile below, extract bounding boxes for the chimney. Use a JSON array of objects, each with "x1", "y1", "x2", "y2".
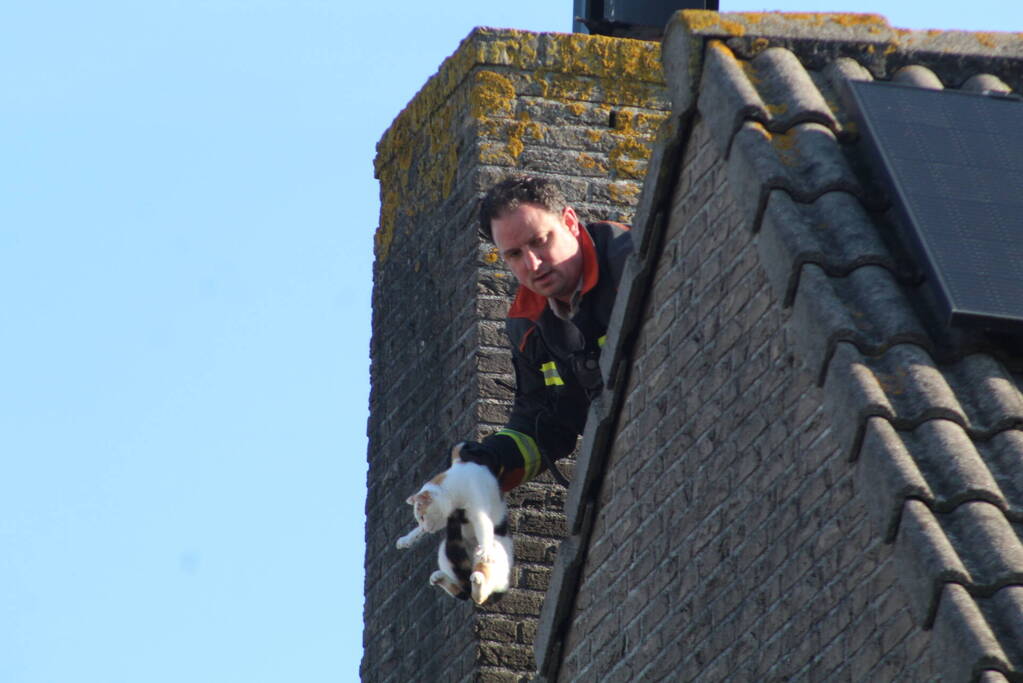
[
  {"x1": 574, "y1": 0, "x2": 720, "y2": 39},
  {"x1": 364, "y1": 26, "x2": 669, "y2": 682}
]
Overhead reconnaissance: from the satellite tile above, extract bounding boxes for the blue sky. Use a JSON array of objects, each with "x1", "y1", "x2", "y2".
[{"x1": 1, "y1": 2, "x2": 1017, "y2": 682}]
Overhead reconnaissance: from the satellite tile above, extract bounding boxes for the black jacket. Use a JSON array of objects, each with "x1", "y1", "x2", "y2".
[{"x1": 476, "y1": 221, "x2": 632, "y2": 491}]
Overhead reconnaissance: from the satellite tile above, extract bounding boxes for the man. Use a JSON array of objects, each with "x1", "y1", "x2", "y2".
[{"x1": 460, "y1": 176, "x2": 633, "y2": 492}]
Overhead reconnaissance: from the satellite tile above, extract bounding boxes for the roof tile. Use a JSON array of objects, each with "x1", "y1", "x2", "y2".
[
  {"x1": 697, "y1": 41, "x2": 769, "y2": 160},
  {"x1": 858, "y1": 417, "x2": 1023, "y2": 538},
  {"x1": 963, "y1": 73, "x2": 1013, "y2": 93},
  {"x1": 891, "y1": 64, "x2": 946, "y2": 88},
  {"x1": 825, "y1": 343, "x2": 1023, "y2": 443},
  {"x1": 931, "y1": 582, "x2": 1013, "y2": 680},
  {"x1": 979, "y1": 670, "x2": 1013, "y2": 683},
  {"x1": 944, "y1": 355, "x2": 1023, "y2": 434},
  {"x1": 896, "y1": 499, "x2": 972, "y2": 624},
  {"x1": 791, "y1": 264, "x2": 930, "y2": 383},
  {"x1": 757, "y1": 190, "x2": 905, "y2": 306},
  {"x1": 857, "y1": 416, "x2": 933, "y2": 541},
  {"x1": 726, "y1": 121, "x2": 867, "y2": 230},
  {"x1": 981, "y1": 430, "x2": 1023, "y2": 516},
  {"x1": 748, "y1": 47, "x2": 840, "y2": 133},
  {"x1": 984, "y1": 587, "x2": 1023, "y2": 669},
  {"x1": 898, "y1": 420, "x2": 1008, "y2": 512},
  {"x1": 940, "y1": 502, "x2": 1023, "y2": 590}
]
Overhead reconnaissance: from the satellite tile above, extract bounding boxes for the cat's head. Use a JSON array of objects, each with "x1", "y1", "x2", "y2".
[{"x1": 407, "y1": 488, "x2": 447, "y2": 532}]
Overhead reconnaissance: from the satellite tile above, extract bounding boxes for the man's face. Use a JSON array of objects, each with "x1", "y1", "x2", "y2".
[{"x1": 491, "y1": 203, "x2": 583, "y2": 302}]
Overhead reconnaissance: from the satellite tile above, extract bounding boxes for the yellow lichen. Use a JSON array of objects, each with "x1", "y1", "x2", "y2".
[
  {"x1": 505, "y1": 110, "x2": 544, "y2": 160},
  {"x1": 476, "y1": 34, "x2": 539, "y2": 69},
  {"x1": 681, "y1": 10, "x2": 746, "y2": 35},
  {"x1": 470, "y1": 70, "x2": 516, "y2": 120},
  {"x1": 751, "y1": 121, "x2": 772, "y2": 140},
  {"x1": 785, "y1": 13, "x2": 827, "y2": 26},
  {"x1": 543, "y1": 32, "x2": 662, "y2": 83},
  {"x1": 484, "y1": 248, "x2": 500, "y2": 264},
  {"x1": 976, "y1": 32, "x2": 997, "y2": 48},
  {"x1": 579, "y1": 153, "x2": 608, "y2": 173},
  {"x1": 609, "y1": 142, "x2": 649, "y2": 179},
  {"x1": 772, "y1": 129, "x2": 797, "y2": 151},
  {"x1": 375, "y1": 28, "x2": 666, "y2": 264},
  {"x1": 478, "y1": 140, "x2": 516, "y2": 166},
  {"x1": 707, "y1": 39, "x2": 736, "y2": 60},
  {"x1": 771, "y1": 129, "x2": 799, "y2": 167},
  {"x1": 739, "y1": 59, "x2": 761, "y2": 87},
  {"x1": 538, "y1": 32, "x2": 663, "y2": 108},
  {"x1": 608, "y1": 182, "x2": 640, "y2": 203},
  {"x1": 828, "y1": 13, "x2": 888, "y2": 29}
]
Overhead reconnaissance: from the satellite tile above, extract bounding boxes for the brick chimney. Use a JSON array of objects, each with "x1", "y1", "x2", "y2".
[{"x1": 363, "y1": 27, "x2": 668, "y2": 682}]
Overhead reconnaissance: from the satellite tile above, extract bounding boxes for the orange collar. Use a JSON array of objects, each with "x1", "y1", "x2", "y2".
[{"x1": 508, "y1": 226, "x2": 599, "y2": 321}]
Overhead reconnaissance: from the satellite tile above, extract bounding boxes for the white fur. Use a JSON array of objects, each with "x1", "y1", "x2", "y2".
[
  {"x1": 396, "y1": 444, "x2": 514, "y2": 604},
  {"x1": 435, "y1": 523, "x2": 513, "y2": 604},
  {"x1": 397, "y1": 449, "x2": 505, "y2": 554}
]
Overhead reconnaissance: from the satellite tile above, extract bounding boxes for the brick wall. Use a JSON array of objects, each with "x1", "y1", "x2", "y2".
[
  {"x1": 363, "y1": 29, "x2": 668, "y2": 682},
  {"x1": 554, "y1": 116, "x2": 939, "y2": 680}
]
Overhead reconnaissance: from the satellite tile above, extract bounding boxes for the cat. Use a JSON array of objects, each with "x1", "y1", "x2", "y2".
[{"x1": 396, "y1": 442, "x2": 513, "y2": 605}]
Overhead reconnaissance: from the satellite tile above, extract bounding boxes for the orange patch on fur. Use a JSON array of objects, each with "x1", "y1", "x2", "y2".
[
  {"x1": 473, "y1": 562, "x2": 492, "y2": 581},
  {"x1": 430, "y1": 472, "x2": 446, "y2": 485}
]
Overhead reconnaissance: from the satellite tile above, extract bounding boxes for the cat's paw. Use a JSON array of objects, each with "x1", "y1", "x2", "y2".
[
  {"x1": 473, "y1": 547, "x2": 495, "y2": 565},
  {"x1": 430, "y1": 570, "x2": 447, "y2": 586},
  {"x1": 470, "y1": 572, "x2": 486, "y2": 601},
  {"x1": 470, "y1": 571, "x2": 489, "y2": 604},
  {"x1": 396, "y1": 527, "x2": 423, "y2": 549}
]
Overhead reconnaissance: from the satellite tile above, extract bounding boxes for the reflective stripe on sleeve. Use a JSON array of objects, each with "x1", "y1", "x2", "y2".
[
  {"x1": 598, "y1": 335, "x2": 607, "y2": 348},
  {"x1": 540, "y1": 361, "x2": 565, "y2": 387},
  {"x1": 495, "y1": 428, "x2": 542, "y2": 483}
]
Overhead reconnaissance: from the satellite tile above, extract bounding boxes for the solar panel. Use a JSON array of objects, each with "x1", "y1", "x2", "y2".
[{"x1": 844, "y1": 79, "x2": 1023, "y2": 334}]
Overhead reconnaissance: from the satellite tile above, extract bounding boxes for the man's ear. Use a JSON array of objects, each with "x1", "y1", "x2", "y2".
[{"x1": 562, "y1": 206, "x2": 581, "y2": 238}]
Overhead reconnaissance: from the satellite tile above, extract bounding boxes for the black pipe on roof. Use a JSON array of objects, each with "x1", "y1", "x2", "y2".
[{"x1": 574, "y1": 0, "x2": 719, "y2": 39}]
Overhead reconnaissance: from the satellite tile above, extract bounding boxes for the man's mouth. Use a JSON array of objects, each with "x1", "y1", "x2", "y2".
[{"x1": 533, "y1": 272, "x2": 553, "y2": 286}]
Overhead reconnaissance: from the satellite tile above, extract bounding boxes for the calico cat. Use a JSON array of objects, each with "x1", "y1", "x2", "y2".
[{"x1": 396, "y1": 442, "x2": 513, "y2": 605}]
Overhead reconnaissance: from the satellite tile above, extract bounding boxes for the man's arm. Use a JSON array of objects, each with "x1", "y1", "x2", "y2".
[{"x1": 480, "y1": 337, "x2": 585, "y2": 491}]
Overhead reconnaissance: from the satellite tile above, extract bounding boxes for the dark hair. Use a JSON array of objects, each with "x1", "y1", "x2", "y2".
[{"x1": 478, "y1": 175, "x2": 568, "y2": 242}]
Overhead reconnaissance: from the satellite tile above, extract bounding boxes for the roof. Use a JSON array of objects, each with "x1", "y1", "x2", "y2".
[{"x1": 537, "y1": 11, "x2": 1023, "y2": 680}]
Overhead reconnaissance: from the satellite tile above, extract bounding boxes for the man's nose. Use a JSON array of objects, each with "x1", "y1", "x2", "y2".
[{"x1": 523, "y1": 249, "x2": 541, "y2": 272}]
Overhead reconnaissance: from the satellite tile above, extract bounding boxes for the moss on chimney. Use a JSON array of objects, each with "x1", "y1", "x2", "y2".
[{"x1": 374, "y1": 28, "x2": 666, "y2": 263}]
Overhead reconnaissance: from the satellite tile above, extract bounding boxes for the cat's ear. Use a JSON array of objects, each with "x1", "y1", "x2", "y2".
[
  {"x1": 410, "y1": 491, "x2": 432, "y2": 506},
  {"x1": 451, "y1": 442, "x2": 466, "y2": 463}
]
